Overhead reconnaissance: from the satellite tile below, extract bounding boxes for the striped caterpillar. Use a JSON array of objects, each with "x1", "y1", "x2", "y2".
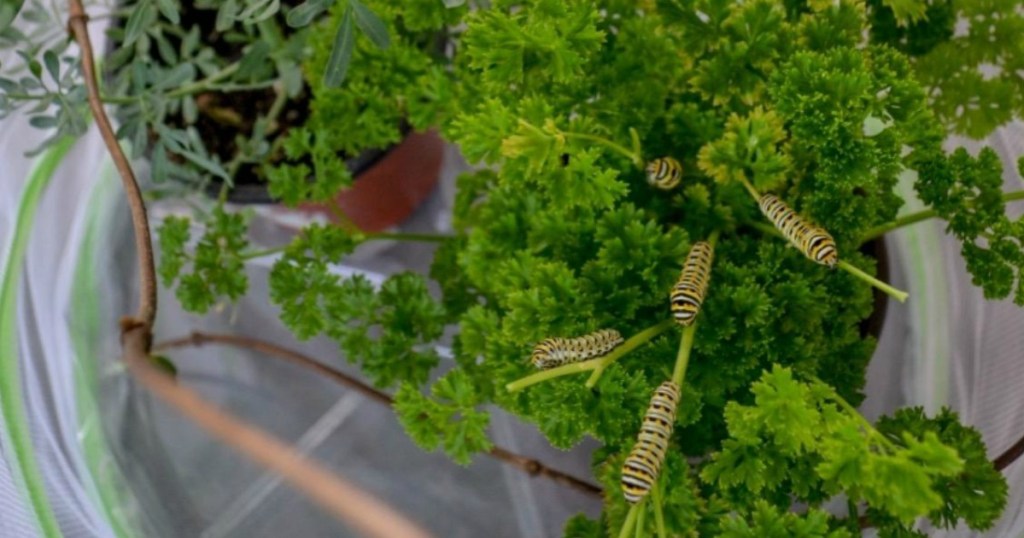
[
  {"x1": 646, "y1": 157, "x2": 683, "y2": 190},
  {"x1": 621, "y1": 381, "x2": 680, "y2": 503},
  {"x1": 530, "y1": 329, "x2": 624, "y2": 370},
  {"x1": 670, "y1": 241, "x2": 714, "y2": 326},
  {"x1": 758, "y1": 194, "x2": 838, "y2": 268}
]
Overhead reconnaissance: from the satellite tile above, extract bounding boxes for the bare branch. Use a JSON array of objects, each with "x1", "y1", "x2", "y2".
[
  {"x1": 156, "y1": 331, "x2": 605, "y2": 498},
  {"x1": 125, "y1": 324, "x2": 431, "y2": 538},
  {"x1": 67, "y1": 0, "x2": 156, "y2": 326}
]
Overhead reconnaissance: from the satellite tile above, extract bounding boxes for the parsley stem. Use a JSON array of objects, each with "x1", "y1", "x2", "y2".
[
  {"x1": 505, "y1": 320, "x2": 675, "y2": 393},
  {"x1": 563, "y1": 132, "x2": 644, "y2": 168},
  {"x1": 738, "y1": 175, "x2": 761, "y2": 201},
  {"x1": 618, "y1": 502, "x2": 641, "y2": 538},
  {"x1": 364, "y1": 232, "x2": 452, "y2": 243},
  {"x1": 847, "y1": 498, "x2": 860, "y2": 533},
  {"x1": 634, "y1": 498, "x2": 647, "y2": 538},
  {"x1": 584, "y1": 319, "x2": 676, "y2": 388},
  {"x1": 652, "y1": 477, "x2": 667, "y2": 538},
  {"x1": 836, "y1": 259, "x2": 909, "y2": 303},
  {"x1": 240, "y1": 246, "x2": 288, "y2": 260},
  {"x1": 860, "y1": 190, "x2": 1024, "y2": 241},
  {"x1": 824, "y1": 381, "x2": 898, "y2": 452},
  {"x1": 672, "y1": 323, "x2": 697, "y2": 387},
  {"x1": 748, "y1": 221, "x2": 910, "y2": 302}
]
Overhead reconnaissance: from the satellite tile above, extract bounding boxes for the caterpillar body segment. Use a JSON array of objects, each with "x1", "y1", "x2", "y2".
[
  {"x1": 645, "y1": 157, "x2": 683, "y2": 190},
  {"x1": 530, "y1": 329, "x2": 624, "y2": 370},
  {"x1": 622, "y1": 381, "x2": 680, "y2": 503},
  {"x1": 758, "y1": 194, "x2": 838, "y2": 268},
  {"x1": 670, "y1": 241, "x2": 714, "y2": 326}
]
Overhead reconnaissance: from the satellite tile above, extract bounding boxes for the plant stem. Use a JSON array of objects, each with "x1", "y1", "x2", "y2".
[
  {"x1": 154, "y1": 332, "x2": 604, "y2": 497},
  {"x1": 824, "y1": 382, "x2": 898, "y2": 452},
  {"x1": 847, "y1": 498, "x2": 860, "y2": 534},
  {"x1": 860, "y1": 190, "x2": 1024, "y2": 241},
  {"x1": 563, "y1": 131, "x2": 644, "y2": 168},
  {"x1": 166, "y1": 62, "x2": 241, "y2": 99},
  {"x1": 618, "y1": 503, "x2": 641, "y2": 538},
  {"x1": 506, "y1": 320, "x2": 675, "y2": 392},
  {"x1": 69, "y1": 0, "x2": 156, "y2": 327},
  {"x1": 584, "y1": 319, "x2": 676, "y2": 388},
  {"x1": 506, "y1": 358, "x2": 602, "y2": 393},
  {"x1": 738, "y1": 175, "x2": 761, "y2": 201},
  {"x1": 364, "y1": 231, "x2": 453, "y2": 243},
  {"x1": 672, "y1": 323, "x2": 697, "y2": 387},
  {"x1": 635, "y1": 499, "x2": 647, "y2": 538},
  {"x1": 240, "y1": 246, "x2": 288, "y2": 260},
  {"x1": 652, "y1": 478, "x2": 667, "y2": 538},
  {"x1": 836, "y1": 259, "x2": 909, "y2": 303}
]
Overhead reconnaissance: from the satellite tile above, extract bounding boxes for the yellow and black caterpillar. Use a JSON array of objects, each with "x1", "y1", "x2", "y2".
[
  {"x1": 530, "y1": 329, "x2": 624, "y2": 370},
  {"x1": 758, "y1": 194, "x2": 838, "y2": 268},
  {"x1": 670, "y1": 241, "x2": 714, "y2": 326},
  {"x1": 621, "y1": 381, "x2": 680, "y2": 503},
  {"x1": 646, "y1": 157, "x2": 682, "y2": 190}
]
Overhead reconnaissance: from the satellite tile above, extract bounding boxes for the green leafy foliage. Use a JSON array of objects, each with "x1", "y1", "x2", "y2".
[
  {"x1": 393, "y1": 370, "x2": 493, "y2": 464},
  {"x1": 156, "y1": 208, "x2": 250, "y2": 313},
  {"x1": 876, "y1": 407, "x2": 1008, "y2": 531},
  {"x1": 717, "y1": 501, "x2": 853, "y2": 538},
  {"x1": 703, "y1": 366, "x2": 1002, "y2": 531},
  {"x1": 913, "y1": 147, "x2": 1024, "y2": 304},
  {"x1": 867, "y1": 0, "x2": 1024, "y2": 138},
  {"x1": 268, "y1": 225, "x2": 447, "y2": 388}
]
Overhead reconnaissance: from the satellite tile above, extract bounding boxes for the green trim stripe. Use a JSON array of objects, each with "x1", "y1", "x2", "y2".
[{"x1": 0, "y1": 135, "x2": 77, "y2": 538}]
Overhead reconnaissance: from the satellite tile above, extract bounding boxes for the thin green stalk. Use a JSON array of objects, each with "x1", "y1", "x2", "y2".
[
  {"x1": 584, "y1": 319, "x2": 676, "y2": 388},
  {"x1": 563, "y1": 131, "x2": 644, "y2": 168},
  {"x1": 240, "y1": 246, "x2": 288, "y2": 260},
  {"x1": 635, "y1": 499, "x2": 647, "y2": 538},
  {"x1": 837, "y1": 259, "x2": 909, "y2": 303},
  {"x1": 507, "y1": 320, "x2": 675, "y2": 393},
  {"x1": 618, "y1": 502, "x2": 641, "y2": 538},
  {"x1": 0, "y1": 136, "x2": 77, "y2": 538},
  {"x1": 847, "y1": 498, "x2": 860, "y2": 534},
  {"x1": 738, "y1": 175, "x2": 761, "y2": 201},
  {"x1": 672, "y1": 323, "x2": 697, "y2": 387},
  {"x1": 860, "y1": 190, "x2": 1024, "y2": 241},
  {"x1": 166, "y1": 62, "x2": 241, "y2": 99},
  {"x1": 652, "y1": 478, "x2": 667, "y2": 538},
  {"x1": 364, "y1": 231, "x2": 453, "y2": 243},
  {"x1": 505, "y1": 359, "x2": 601, "y2": 393},
  {"x1": 824, "y1": 382, "x2": 898, "y2": 452}
]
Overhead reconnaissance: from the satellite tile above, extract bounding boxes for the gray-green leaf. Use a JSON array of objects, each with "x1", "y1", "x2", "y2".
[
  {"x1": 350, "y1": 0, "x2": 389, "y2": 49},
  {"x1": 42, "y1": 49, "x2": 59, "y2": 81},
  {"x1": 0, "y1": 0, "x2": 26, "y2": 34},
  {"x1": 286, "y1": 0, "x2": 331, "y2": 27},
  {"x1": 124, "y1": 3, "x2": 156, "y2": 47},
  {"x1": 322, "y1": 6, "x2": 354, "y2": 88},
  {"x1": 155, "y1": 0, "x2": 179, "y2": 24}
]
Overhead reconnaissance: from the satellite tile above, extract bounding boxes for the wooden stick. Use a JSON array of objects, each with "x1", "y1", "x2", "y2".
[
  {"x1": 67, "y1": 1, "x2": 156, "y2": 327},
  {"x1": 156, "y1": 331, "x2": 605, "y2": 497}
]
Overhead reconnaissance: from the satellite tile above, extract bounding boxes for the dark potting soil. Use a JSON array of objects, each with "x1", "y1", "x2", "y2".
[{"x1": 158, "y1": 1, "x2": 311, "y2": 188}]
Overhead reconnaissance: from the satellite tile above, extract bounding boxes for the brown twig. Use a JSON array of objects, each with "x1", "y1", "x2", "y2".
[
  {"x1": 124, "y1": 325, "x2": 430, "y2": 538},
  {"x1": 994, "y1": 431, "x2": 1024, "y2": 471},
  {"x1": 68, "y1": 1, "x2": 157, "y2": 327},
  {"x1": 156, "y1": 331, "x2": 605, "y2": 498},
  {"x1": 68, "y1": 3, "x2": 433, "y2": 535}
]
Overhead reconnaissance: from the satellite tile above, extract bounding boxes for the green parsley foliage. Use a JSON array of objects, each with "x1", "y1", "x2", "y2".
[
  {"x1": 875, "y1": 407, "x2": 1008, "y2": 531},
  {"x1": 913, "y1": 147, "x2": 1024, "y2": 304},
  {"x1": 868, "y1": 0, "x2": 1024, "y2": 138},
  {"x1": 717, "y1": 501, "x2": 853, "y2": 538},
  {"x1": 157, "y1": 208, "x2": 250, "y2": 313},
  {"x1": 269, "y1": 225, "x2": 446, "y2": 387},
  {"x1": 393, "y1": 369, "x2": 493, "y2": 465}
]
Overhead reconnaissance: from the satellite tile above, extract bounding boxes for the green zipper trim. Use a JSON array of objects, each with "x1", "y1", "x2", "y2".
[
  {"x1": 0, "y1": 135, "x2": 77, "y2": 538},
  {"x1": 70, "y1": 156, "x2": 134, "y2": 538}
]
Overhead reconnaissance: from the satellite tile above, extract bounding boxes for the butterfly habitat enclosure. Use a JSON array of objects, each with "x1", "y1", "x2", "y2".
[{"x1": 2, "y1": 0, "x2": 1024, "y2": 537}]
